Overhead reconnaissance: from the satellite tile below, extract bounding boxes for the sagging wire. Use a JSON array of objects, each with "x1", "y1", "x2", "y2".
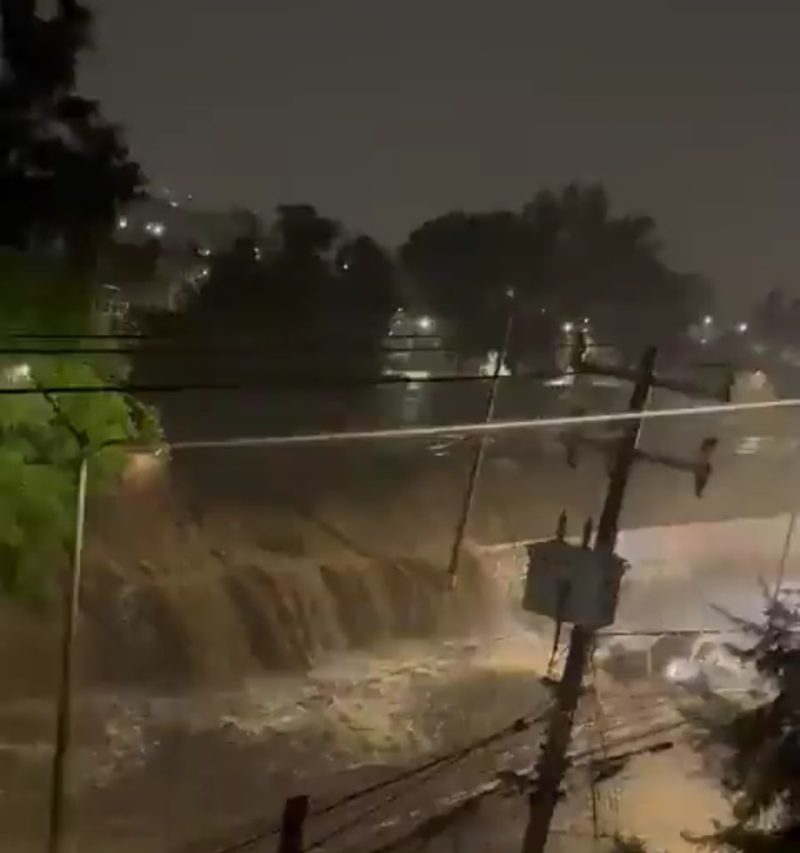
[
  {"x1": 355, "y1": 717, "x2": 682, "y2": 853},
  {"x1": 301, "y1": 705, "x2": 551, "y2": 852},
  {"x1": 182, "y1": 705, "x2": 551, "y2": 853},
  {"x1": 169, "y1": 396, "x2": 800, "y2": 452},
  {"x1": 347, "y1": 693, "x2": 685, "y2": 853}
]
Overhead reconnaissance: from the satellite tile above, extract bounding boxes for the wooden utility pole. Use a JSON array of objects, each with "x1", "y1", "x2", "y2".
[
  {"x1": 448, "y1": 306, "x2": 516, "y2": 583},
  {"x1": 279, "y1": 795, "x2": 309, "y2": 853},
  {"x1": 520, "y1": 346, "x2": 657, "y2": 853}
]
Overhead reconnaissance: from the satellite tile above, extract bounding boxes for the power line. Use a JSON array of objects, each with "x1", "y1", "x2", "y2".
[
  {"x1": 0, "y1": 358, "x2": 721, "y2": 395},
  {"x1": 184, "y1": 705, "x2": 551, "y2": 853},
  {"x1": 354, "y1": 715, "x2": 684, "y2": 853},
  {"x1": 0, "y1": 381, "x2": 787, "y2": 442},
  {"x1": 0, "y1": 370, "x2": 557, "y2": 397},
  {"x1": 0, "y1": 345, "x2": 453, "y2": 356},
  {"x1": 598, "y1": 628, "x2": 779, "y2": 638},
  {"x1": 309, "y1": 707, "x2": 547, "y2": 820},
  {"x1": 302, "y1": 704, "x2": 550, "y2": 853},
  {"x1": 175, "y1": 677, "x2": 688, "y2": 853},
  {"x1": 302, "y1": 751, "x2": 469, "y2": 853},
  {"x1": 4, "y1": 331, "x2": 622, "y2": 354},
  {"x1": 170, "y1": 396, "x2": 800, "y2": 452},
  {"x1": 308, "y1": 700, "x2": 678, "y2": 853},
  {"x1": 5, "y1": 331, "x2": 449, "y2": 342},
  {"x1": 2, "y1": 377, "x2": 796, "y2": 448}
]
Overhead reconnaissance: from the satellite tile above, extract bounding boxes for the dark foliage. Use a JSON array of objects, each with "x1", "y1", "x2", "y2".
[
  {"x1": 402, "y1": 183, "x2": 712, "y2": 367},
  {"x1": 134, "y1": 206, "x2": 398, "y2": 431},
  {"x1": 0, "y1": 0, "x2": 142, "y2": 266},
  {"x1": 689, "y1": 587, "x2": 800, "y2": 852}
]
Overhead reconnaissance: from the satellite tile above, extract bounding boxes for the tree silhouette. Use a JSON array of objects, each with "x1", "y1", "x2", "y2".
[
  {"x1": 401, "y1": 210, "x2": 533, "y2": 360},
  {"x1": 0, "y1": 3, "x2": 157, "y2": 598},
  {"x1": 134, "y1": 206, "x2": 398, "y2": 431},
  {"x1": 523, "y1": 184, "x2": 712, "y2": 360},
  {"x1": 401, "y1": 183, "x2": 712, "y2": 367},
  {"x1": 689, "y1": 589, "x2": 800, "y2": 852},
  {"x1": 274, "y1": 203, "x2": 339, "y2": 261},
  {"x1": 0, "y1": 0, "x2": 142, "y2": 267}
]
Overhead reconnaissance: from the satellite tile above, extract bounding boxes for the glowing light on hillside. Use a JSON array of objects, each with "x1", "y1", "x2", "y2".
[{"x1": 145, "y1": 221, "x2": 165, "y2": 238}]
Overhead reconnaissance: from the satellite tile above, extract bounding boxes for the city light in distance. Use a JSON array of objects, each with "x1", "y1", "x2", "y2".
[
  {"x1": 145, "y1": 221, "x2": 166, "y2": 238},
  {"x1": 4, "y1": 363, "x2": 31, "y2": 383},
  {"x1": 703, "y1": 315, "x2": 714, "y2": 326},
  {"x1": 737, "y1": 322, "x2": 749, "y2": 334},
  {"x1": 418, "y1": 316, "x2": 434, "y2": 332},
  {"x1": 562, "y1": 321, "x2": 574, "y2": 333},
  {"x1": 117, "y1": 216, "x2": 128, "y2": 230}
]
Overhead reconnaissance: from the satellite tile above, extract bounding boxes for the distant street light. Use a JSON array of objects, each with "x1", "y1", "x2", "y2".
[
  {"x1": 562, "y1": 321, "x2": 575, "y2": 333},
  {"x1": 145, "y1": 221, "x2": 165, "y2": 238},
  {"x1": 4, "y1": 363, "x2": 31, "y2": 383},
  {"x1": 703, "y1": 315, "x2": 713, "y2": 326},
  {"x1": 737, "y1": 322, "x2": 749, "y2": 334},
  {"x1": 418, "y1": 316, "x2": 434, "y2": 332}
]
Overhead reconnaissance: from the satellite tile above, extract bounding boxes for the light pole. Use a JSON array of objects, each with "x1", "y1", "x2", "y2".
[
  {"x1": 46, "y1": 434, "x2": 156, "y2": 853},
  {"x1": 37, "y1": 380, "x2": 158, "y2": 853},
  {"x1": 48, "y1": 445, "x2": 89, "y2": 853}
]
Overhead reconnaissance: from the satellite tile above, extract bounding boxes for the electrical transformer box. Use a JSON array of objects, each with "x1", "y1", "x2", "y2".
[{"x1": 522, "y1": 540, "x2": 626, "y2": 628}]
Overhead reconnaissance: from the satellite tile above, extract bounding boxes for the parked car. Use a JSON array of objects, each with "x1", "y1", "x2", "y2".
[{"x1": 663, "y1": 635, "x2": 770, "y2": 698}]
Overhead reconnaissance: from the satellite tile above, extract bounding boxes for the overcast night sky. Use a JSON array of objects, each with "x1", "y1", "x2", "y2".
[{"x1": 82, "y1": 1, "x2": 800, "y2": 309}]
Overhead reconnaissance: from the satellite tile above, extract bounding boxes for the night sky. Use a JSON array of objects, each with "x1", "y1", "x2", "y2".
[{"x1": 82, "y1": 1, "x2": 800, "y2": 309}]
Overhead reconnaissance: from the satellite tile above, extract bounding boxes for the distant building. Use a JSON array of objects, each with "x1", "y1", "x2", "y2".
[
  {"x1": 116, "y1": 194, "x2": 263, "y2": 255},
  {"x1": 383, "y1": 308, "x2": 454, "y2": 379},
  {"x1": 96, "y1": 195, "x2": 264, "y2": 329},
  {"x1": 96, "y1": 239, "x2": 210, "y2": 329}
]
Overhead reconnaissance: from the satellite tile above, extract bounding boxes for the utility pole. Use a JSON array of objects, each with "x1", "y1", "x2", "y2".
[
  {"x1": 279, "y1": 795, "x2": 309, "y2": 853},
  {"x1": 520, "y1": 347, "x2": 656, "y2": 853},
  {"x1": 448, "y1": 303, "x2": 516, "y2": 583}
]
